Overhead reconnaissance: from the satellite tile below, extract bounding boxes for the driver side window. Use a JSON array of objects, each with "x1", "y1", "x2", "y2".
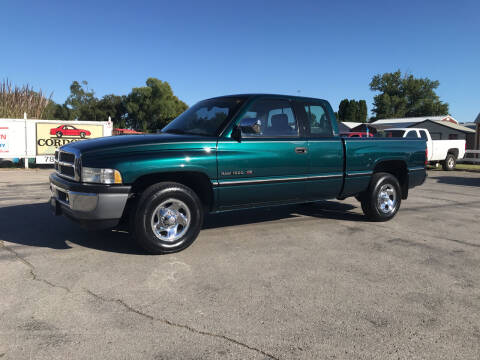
[{"x1": 238, "y1": 99, "x2": 299, "y2": 137}]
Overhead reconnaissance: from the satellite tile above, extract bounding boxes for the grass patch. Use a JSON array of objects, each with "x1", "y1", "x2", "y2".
[
  {"x1": 455, "y1": 163, "x2": 480, "y2": 172},
  {"x1": 427, "y1": 163, "x2": 480, "y2": 172}
]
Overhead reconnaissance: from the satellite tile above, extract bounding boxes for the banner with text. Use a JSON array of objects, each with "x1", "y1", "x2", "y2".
[{"x1": 36, "y1": 123, "x2": 104, "y2": 155}]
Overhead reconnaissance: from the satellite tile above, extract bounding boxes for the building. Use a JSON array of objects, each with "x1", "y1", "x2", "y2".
[
  {"x1": 370, "y1": 115, "x2": 458, "y2": 131},
  {"x1": 407, "y1": 120, "x2": 476, "y2": 149},
  {"x1": 350, "y1": 123, "x2": 378, "y2": 135}
]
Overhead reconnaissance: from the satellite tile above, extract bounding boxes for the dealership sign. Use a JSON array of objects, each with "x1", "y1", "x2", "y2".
[
  {"x1": 36, "y1": 122, "x2": 104, "y2": 155},
  {"x1": 0, "y1": 127, "x2": 8, "y2": 153}
]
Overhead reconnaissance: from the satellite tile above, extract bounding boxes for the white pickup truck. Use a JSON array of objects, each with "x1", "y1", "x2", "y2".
[{"x1": 384, "y1": 128, "x2": 466, "y2": 170}]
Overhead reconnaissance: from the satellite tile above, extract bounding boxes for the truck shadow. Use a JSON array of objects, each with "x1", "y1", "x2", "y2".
[
  {"x1": 203, "y1": 201, "x2": 363, "y2": 229},
  {"x1": 434, "y1": 175, "x2": 480, "y2": 187},
  {"x1": 0, "y1": 201, "x2": 363, "y2": 254}
]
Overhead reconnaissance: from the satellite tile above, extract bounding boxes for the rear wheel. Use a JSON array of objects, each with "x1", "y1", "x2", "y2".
[
  {"x1": 442, "y1": 154, "x2": 456, "y2": 171},
  {"x1": 361, "y1": 172, "x2": 401, "y2": 221},
  {"x1": 130, "y1": 182, "x2": 203, "y2": 254},
  {"x1": 80, "y1": 132, "x2": 86, "y2": 138}
]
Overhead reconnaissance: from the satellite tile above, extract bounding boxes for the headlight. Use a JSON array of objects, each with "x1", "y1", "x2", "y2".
[{"x1": 81, "y1": 167, "x2": 123, "y2": 184}]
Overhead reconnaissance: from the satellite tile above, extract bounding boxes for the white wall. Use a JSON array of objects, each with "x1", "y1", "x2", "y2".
[{"x1": 0, "y1": 118, "x2": 113, "y2": 159}]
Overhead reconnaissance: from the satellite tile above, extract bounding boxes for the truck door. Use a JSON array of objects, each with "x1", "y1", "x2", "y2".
[
  {"x1": 294, "y1": 100, "x2": 344, "y2": 199},
  {"x1": 216, "y1": 97, "x2": 309, "y2": 209}
]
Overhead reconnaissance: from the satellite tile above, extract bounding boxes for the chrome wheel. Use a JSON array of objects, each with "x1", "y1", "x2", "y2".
[
  {"x1": 377, "y1": 184, "x2": 397, "y2": 215},
  {"x1": 448, "y1": 157, "x2": 455, "y2": 168},
  {"x1": 150, "y1": 198, "x2": 191, "y2": 243}
]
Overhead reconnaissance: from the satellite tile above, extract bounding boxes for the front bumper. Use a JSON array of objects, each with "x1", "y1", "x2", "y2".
[{"x1": 49, "y1": 173, "x2": 131, "y2": 230}]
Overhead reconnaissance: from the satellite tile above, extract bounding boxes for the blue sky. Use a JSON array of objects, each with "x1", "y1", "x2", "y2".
[{"x1": 1, "y1": 0, "x2": 479, "y2": 122}]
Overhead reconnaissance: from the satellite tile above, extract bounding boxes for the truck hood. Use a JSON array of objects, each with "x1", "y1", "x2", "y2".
[{"x1": 60, "y1": 133, "x2": 215, "y2": 154}]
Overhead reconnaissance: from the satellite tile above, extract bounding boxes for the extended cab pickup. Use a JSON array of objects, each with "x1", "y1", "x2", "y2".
[
  {"x1": 385, "y1": 128, "x2": 466, "y2": 170},
  {"x1": 50, "y1": 94, "x2": 427, "y2": 254}
]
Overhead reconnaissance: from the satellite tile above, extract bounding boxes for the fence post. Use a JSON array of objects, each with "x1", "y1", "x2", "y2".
[{"x1": 24, "y1": 112, "x2": 28, "y2": 169}]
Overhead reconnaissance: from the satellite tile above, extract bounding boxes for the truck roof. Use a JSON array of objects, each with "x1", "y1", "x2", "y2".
[{"x1": 204, "y1": 93, "x2": 329, "y2": 103}]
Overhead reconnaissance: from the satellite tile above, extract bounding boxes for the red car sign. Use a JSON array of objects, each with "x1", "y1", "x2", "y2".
[{"x1": 50, "y1": 125, "x2": 92, "y2": 138}]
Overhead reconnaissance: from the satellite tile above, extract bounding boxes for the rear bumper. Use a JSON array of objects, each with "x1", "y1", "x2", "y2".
[{"x1": 49, "y1": 173, "x2": 131, "y2": 230}]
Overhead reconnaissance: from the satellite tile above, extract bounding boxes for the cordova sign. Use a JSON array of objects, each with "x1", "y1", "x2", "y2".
[
  {"x1": 36, "y1": 122, "x2": 104, "y2": 155},
  {"x1": 0, "y1": 119, "x2": 112, "y2": 163}
]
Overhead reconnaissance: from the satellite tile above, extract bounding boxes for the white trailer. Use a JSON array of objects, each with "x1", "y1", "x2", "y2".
[{"x1": 384, "y1": 128, "x2": 466, "y2": 170}]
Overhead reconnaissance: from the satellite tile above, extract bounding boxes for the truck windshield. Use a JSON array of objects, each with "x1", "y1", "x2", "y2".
[
  {"x1": 385, "y1": 130, "x2": 406, "y2": 138},
  {"x1": 162, "y1": 97, "x2": 246, "y2": 136}
]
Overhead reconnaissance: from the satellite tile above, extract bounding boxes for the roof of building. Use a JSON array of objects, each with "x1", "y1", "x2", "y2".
[
  {"x1": 475, "y1": 113, "x2": 480, "y2": 124},
  {"x1": 409, "y1": 120, "x2": 475, "y2": 133},
  {"x1": 460, "y1": 122, "x2": 477, "y2": 130},
  {"x1": 341, "y1": 122, "x2": 361, "y2": 129},
  {"x1": 372, "y1": 115, "x2": 457, "y2": 125}
]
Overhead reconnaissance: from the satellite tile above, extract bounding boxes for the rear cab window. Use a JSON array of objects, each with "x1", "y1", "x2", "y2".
[
  {"x1": 406, "y1": 131, "x2": 419, "y2": 138},
  {"x1": 295, "y1": 100, "x2": 333, "y2": 138},
  {"x1": 385, "y1": 130, "x2": 406, "y2": 138}
]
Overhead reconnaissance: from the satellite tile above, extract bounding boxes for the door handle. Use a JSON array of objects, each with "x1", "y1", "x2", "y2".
[{"x1": 295, "y1": 147, "x2": 307, "y2": 154}]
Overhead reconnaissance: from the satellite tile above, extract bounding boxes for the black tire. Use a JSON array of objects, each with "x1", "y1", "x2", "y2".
[
  {"x1": 442, "y1": 154, "x2": 456, "y2": 171},
  {"x1": 56, "y1": 131, "x2": 63, "y2": 138},
  {"x1": 361, "y1": 172, "x2": 401, "y2": 222},
  {"x1": 80, "y1": 132, "x2": 86, "y2": 138},
  {"x1": 130, "y1": 182, "x2": 203, "y2": 254}
]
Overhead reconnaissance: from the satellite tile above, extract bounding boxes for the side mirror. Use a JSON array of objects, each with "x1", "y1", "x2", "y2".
[{"x1": 231, "y1": 126, "x2": 242, "y2": 142}]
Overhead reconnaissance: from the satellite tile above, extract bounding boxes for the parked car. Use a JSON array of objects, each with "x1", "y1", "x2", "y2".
[
  {"x1": 384, "y1": 128, "x2": 465, "y2": 170},
  {"x1": 340, "y1": 132, "x2": 374, "y2": 138},
  {"x1": 49, "y1": 94, "x2": 427, "y2": 254},
  {"x1": 50, "y1": 125, "x2": 91, "y2": 138}
]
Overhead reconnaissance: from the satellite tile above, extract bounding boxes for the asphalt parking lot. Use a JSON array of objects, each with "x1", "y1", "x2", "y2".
[{"x1": 0, "y1": 169, "x2": 479, "y2": 359}]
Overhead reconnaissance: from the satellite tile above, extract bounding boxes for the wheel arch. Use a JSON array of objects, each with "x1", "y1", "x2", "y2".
[
  {"x1": 373, "y1": 160, "x2": 409, "y2": 199},
  {"x1": 447, "y1": 148, "x2": 459, "y2": 159},
  {"x1": 130, "y1": 171, "x2": 214, "y2": 211}
]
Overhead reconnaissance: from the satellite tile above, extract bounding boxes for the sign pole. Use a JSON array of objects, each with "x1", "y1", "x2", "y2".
[{"x1": 24, "y1": 112, "x2": 29, "y2": 169}]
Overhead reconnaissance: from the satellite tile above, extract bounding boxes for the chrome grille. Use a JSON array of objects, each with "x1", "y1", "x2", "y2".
[{"x1": 54, "y1": 150, "x2": 79, "y2": 181}]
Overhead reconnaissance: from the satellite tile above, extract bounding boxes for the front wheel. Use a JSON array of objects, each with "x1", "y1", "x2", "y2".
[
  {"x1": 130, "y1": 182, "x2": 203, "y2": 254},
  {"x1": 442, "y1": 154, "x2": 456, "y2": 171},
  {"x1": 80, "y1": 132, "x2": 86, "y2": 138},
  {"x1": 361, "y1": 172, "x2": 401, "y2": 221}
]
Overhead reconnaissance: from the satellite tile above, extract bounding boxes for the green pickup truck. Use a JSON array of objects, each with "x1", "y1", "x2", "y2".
[{"x1": 50, "y1": 94, "x2": 427, "y2": 254}]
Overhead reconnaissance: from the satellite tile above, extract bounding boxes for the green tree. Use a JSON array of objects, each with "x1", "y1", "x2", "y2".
[
  {"x1": 125, "y1": 78, "x2": 188, "y2": 131},
  {"x1": 357, "y1": 100, "x2": 367, "y2": 123},
  {"x1": 43, "y1": 101, "x2": 71, "y2": 120},
  {"x1": 344, "y1": 100, "x2": 358, "y2": 122},
  {"x1": 96, "y1": 94, "x2": 127, "y2": 127},
  {"x1": 64, "y1": 80, "x2": 99, "y2": 120},
  {"x1": 337, "y1": 99, "x2": 349, "y2": 121},
  {"x1": 337, "y1": 99, "x2": 367, "y2": 122},
  {"x1": 369, "y1": 70, "x2": 449, "y2": 120}
]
